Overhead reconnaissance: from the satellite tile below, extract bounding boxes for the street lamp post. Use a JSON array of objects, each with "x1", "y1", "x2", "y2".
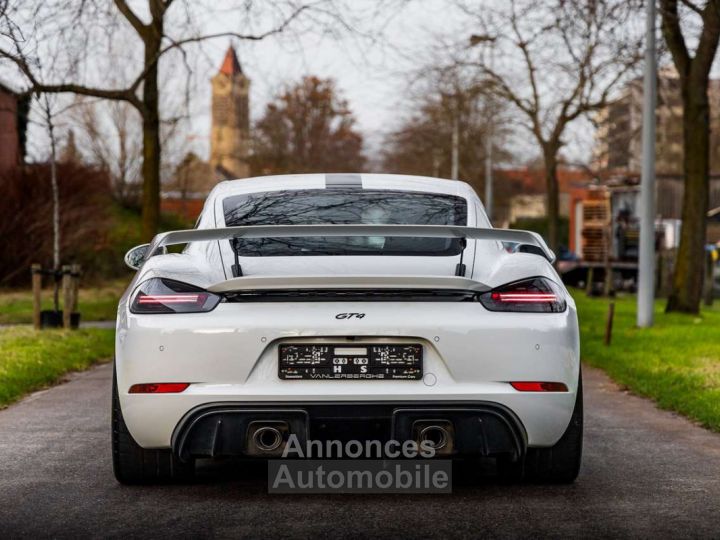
[
  {"x1": 484, "y1": 107, "x2": 493, "y2": 221},
  {"x1": 471, "y1": 33, "x2": 497, "y2": 221},
  {"x1": 484, "y1": 42, "x2": 495, "y2": 222},
  {"x1": 451, "y1": 108, "x2": 460, "y2": 180},
  {"x1": 638, "y1": 0, "x2": 657, "y2": 327}
]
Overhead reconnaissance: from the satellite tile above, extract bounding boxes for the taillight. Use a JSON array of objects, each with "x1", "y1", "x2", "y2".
[
  {"x1": 130, "y1": 278, "x2": 221, "y2": 314},
  {"x1": 479, "y1": 277, "x2": 566, "y2": 313}
]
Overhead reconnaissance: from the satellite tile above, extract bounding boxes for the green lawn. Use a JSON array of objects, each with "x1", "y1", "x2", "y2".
[
  {"x1": 0, "y1": 204, "x2": 190, "y2": 325},
  {"x1": 0, "y1": 280, "x2": 125, "y2": 325},
  {"x1": 1, "y1": 283, "x2": 718, "y2": 431},
  {"x1": 573, "y1": 290, "x2": 720, "y2": 431},
  {"x1": 0, "y1": 327, "x2": 115, "y2": 408}
]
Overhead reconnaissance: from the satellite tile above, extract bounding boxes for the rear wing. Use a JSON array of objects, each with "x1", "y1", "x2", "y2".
[
  {"x1": 146, "y1": 224, "x2": 555, "y2": 263},
  {"x1": 207, "y1": 274, "x2": 489, "y2": 293}
]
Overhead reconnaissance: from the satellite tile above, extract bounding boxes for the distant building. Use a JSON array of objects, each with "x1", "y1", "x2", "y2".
[
  {"x1": 0, "y1": 82, "x2": 25, "y2": 173},
  {"x1": 210, "y1": 46, "x2": 250, "y2": 182},
  {"x1": 508, "y1": 194, "x2": 549, "y2": 224},
  {"x1": 495, "y1": 166, "x2": 593, "y2": 227},
  {"x1": 592, "y1": 67, "x2": 720, "y2": 222},
  {"x1": 592, "y1": 67, "x2": 720, "y2": 175},
  {"x1": 163, "y1": 46, "x2": 251, "y2": 220}
]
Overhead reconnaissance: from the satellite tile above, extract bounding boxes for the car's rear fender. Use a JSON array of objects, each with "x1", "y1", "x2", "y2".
[
  {"x1": 117, "y1": 301, "x2": 577, "y2": 386},
  {"x1": 116, "y1": 301, "x2": 579, "y2": 448}
]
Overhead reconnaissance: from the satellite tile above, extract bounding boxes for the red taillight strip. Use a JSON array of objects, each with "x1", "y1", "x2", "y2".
[
  {"x1": 491, "y1": 292, "x2": 558, "y2": 303},
  {"x1": 137, "y1": 294, "x2": 204, "y2": 304},
  {"x1": 510, "y1": 382, "x2": 568, "y2": 392},
  {"x1": 128, "y1": 383, "x2": 190, "y2": 394}
]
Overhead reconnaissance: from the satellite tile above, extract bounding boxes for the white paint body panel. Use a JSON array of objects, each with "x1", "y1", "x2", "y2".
[{"x1": 115, "y1": 174, "x2": 580, "y2": 450}]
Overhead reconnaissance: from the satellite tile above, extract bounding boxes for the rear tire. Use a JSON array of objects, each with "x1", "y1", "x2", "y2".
[
  {"x1": 524, "y1": 372, "x2": 583, "y2": 484},
  {"x1": 112, "y1": 364, "x2": 194, "y2": 484}
]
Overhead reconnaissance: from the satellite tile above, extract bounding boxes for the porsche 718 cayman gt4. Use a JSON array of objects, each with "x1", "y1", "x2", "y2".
[{"x1": 112, "y1": 173, "x2": 581, "y2": 484}]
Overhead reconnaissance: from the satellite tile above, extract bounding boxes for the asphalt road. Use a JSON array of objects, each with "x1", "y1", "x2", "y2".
[{"x1": 1, "y1": 363, "x2": 719, "y2": 539}]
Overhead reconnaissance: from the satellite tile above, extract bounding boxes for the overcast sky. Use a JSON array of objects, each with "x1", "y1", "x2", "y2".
[
  {"x1": 179, "y1": 0, "x2": 591, "y2": 167},
  {"x1": 187, "y1": 1, "x2": 475, "y2": 161},
  {"x1": 17, "y1": 0, "x2": 596, "y2": 169}
]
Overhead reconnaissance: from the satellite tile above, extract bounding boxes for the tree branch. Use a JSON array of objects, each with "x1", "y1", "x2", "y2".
[
  {"x1": 679, "y1": 0, "x2": 704, "y2": 15},
  {"x1": 509, "y1": 1, "x2": 542, "y2": 121},
  {"x1": 660, "y1": 0, "x2": 691, "y2": 76},
  {"x1": 128, "y1": 4, "x2": 309, "y2": 94},
  {"x1": 113, "y1": 0, "x2": 148, "y2": 37},
  {"x1": 0, "y1": 47, "x2": 143, "y2": 109},
  {"x1": 693, "y1": 0, "x2": 720, "y2": 77}
]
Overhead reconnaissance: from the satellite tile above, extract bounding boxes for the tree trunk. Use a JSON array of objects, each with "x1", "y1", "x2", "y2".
[
  {"x1": 48, "y1": 109, "x2": 60, "y2": 272},
  {"x1": 666, "y1": 82, "x2": 710, "y2": 314},
  {"x1": 48, "y1": 105, "x2": 61, "y2": 313},
  {"x1": 140, "y1": 30, "x2": 162, "y2": 242},
  {"x1": 543, "y1": 148, "x2": 560, "y2": 252}
]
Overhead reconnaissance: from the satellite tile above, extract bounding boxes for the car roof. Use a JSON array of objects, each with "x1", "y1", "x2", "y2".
[{"x1": 208, "y1": 173, "x2": 479, "y2": 200}]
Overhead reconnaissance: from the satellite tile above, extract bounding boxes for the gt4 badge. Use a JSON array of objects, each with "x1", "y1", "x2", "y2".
[{"x1": 335, "y1": 313, "x2": 366, "y2": 319}]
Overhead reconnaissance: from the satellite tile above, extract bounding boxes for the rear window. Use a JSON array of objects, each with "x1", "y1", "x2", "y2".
[{"x1": 222, "y1": 188, "x2": 468, "y2": 256}]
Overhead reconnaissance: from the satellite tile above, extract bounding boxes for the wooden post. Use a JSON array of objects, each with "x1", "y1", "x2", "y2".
[
  {"x1": 604, "y1": 302, "x2": 615, "y2": 346},
  {"x1": 62, "y1": 265, "x2": 72, "y2": 329},
  {"x1": 704, "y1": 249, "x2": 715, "y2": 307},
  {"x1": 603, "y1": 223, "x2": 612, "y2": 297},
  {"x1": 586, "y1": 266, "x2": 594, "y2": 296},
  {"x1": 70, "y1": 264, "x2": 81, "y2": 316},
  {"x1": 657, "y1": 249, "x2": 675, "y2": 298},
  {"x1": 665, "y1": 249, "x2": 676, "y2": 297},
  {"x1": 603, "y1": 267, "x2": 613, "y2": 298},
  {"x1": 31, "y1": 264, "x2": 42, "y2": 330}
]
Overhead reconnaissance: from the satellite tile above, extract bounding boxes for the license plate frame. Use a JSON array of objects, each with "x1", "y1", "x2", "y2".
[{"x1": 278, "y1": 343, "x2": 423, "y2": 380}]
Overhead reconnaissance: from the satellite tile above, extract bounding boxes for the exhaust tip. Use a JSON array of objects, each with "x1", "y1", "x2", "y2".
[
  {"x1": 252, "y1": 426, "x2": 283, "y2": 452},
  {"x1": 419, "y1": 425, "x2": 450, "y2": 450}
]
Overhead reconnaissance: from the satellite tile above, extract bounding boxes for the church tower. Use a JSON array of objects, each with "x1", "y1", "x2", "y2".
[{"x1": 210, "y1": 46, "x2": 250, "y2": 180}]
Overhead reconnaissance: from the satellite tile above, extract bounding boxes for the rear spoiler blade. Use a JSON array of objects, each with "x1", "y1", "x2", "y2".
[
  {"x1": 147, "y1": 224, "x2": 555, "y2": 263},
  {"x1": 208, "y1": 275, "x2": 490, "y2": 293}
]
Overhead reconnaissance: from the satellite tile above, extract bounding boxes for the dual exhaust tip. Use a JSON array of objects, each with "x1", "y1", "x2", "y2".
[
  {"x1": 246, "y1": 421, "x2": 288, "y2": 456},
  {"x1": 246, "y1": 419, "x2": 455, "y2": 456},
  {"x1": 415, "y1": 420, "x2": 454, "y2": 455},
  {"x1": 253, "y1": 426, "x2": 284, "y2": 452},
  {"x1": 419, "y1": 425, "x2": 450, "y2": 450}
]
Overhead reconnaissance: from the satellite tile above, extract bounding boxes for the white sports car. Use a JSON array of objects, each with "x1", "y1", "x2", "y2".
[{"x1": 113, "y1": 174, "x2": 581, "y2": 484}]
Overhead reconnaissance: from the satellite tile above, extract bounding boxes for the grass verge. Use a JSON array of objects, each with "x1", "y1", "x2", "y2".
[
  {"x1": 0, "y1": 280, "x2": 125, "y2": 325},
  {"x1": 573, "y1": 290, "x2": 720, "y2": 431},
  {"x1": 0, "y1": 327, "x2": 115, "y2": 408}
]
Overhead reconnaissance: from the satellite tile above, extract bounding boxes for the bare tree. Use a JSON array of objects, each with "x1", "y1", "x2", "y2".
[
  {"x1": 382, "y1": 64, "x2": 512, "y2": 202},
  {"x1": 37, "y1": 94, "x2": 63, "y2": 312},
  {"x1": 458, "y1": 0, "x2": 643, "y2": 251},
  {"x1": 71, "y1": 93, "x2": 191, "y2": 207},
  {"x1": 660, "y1": 0, "x2": 720, "y2": 314},
  {"x1": 70, "y1": 99, "x2": 142, "y2": 205},
  {"x1": 250, "y1": 76, "x2": 366, "y2": 175},
  {"x1": 0, "y1": 0, "x2": 353, "y2": 240}
]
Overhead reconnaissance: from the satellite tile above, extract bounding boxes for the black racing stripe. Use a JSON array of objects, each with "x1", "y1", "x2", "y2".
[{"x1": 325, "y1": 173, "x2": 362, "y2": 189}]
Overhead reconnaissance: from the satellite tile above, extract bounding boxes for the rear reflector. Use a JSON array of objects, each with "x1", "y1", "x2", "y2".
[
  {"x1": 128, "y1": 383, "x2": 190, "y2": 394},
  {"x1": 510, "y1": 381, "x2": 568, "y2": 392}
]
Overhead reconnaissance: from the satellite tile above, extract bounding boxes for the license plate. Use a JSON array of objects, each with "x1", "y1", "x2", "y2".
[{"x1": 278, "y1": 343, "x2": 423, "y2": 380}]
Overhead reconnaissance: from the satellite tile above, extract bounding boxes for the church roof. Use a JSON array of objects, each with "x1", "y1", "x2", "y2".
[{"x1": 219, "y1": 46, "x2": 242, "y2": 76}]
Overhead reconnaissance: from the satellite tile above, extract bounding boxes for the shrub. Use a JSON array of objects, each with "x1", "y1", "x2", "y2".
[{"x1": 0, "y1": 163, "x2": 113, "y2": 286}]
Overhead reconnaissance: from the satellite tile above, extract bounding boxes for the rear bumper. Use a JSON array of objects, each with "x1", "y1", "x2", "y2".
[
  {"x1": 116, "y1": 300, "x2": 579, "y2": 449},
  {"x1": 172, "y1": 401, "x2": 527, "y2": 462}
]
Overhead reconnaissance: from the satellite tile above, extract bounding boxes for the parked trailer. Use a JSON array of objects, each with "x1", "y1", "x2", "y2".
[{"x1": 563, "y1": 183, "x2": 678, "y2": 290}]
